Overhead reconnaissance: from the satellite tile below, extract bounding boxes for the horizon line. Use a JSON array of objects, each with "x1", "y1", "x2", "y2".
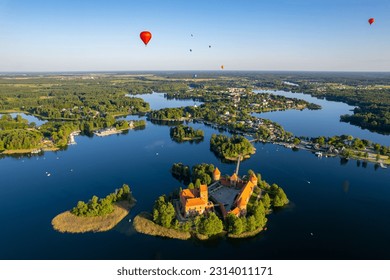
[{"x1": 1, "y1": 70, "x2": 390, "y2": 75}]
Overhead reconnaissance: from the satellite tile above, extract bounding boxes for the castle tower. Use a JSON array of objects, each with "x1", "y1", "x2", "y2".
[
  {"x1": 213, "y1": 167, "x2": 221, "y2": 181},
  {"x1": 249, "y1": 173, "x2": 258, "y2": 186},
  {"x1": 230, "y1": 173, "x2": 238, "y2": 187},
  {"x1": 199, "y1": 184, "x2": 208, "y2": 202}
]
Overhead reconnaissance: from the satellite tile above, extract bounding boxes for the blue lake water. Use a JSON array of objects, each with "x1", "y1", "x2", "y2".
[
  {"x1": 0, "y1": 112, "x2": 47, "y2": 126},
  {"x1": 128, "y1": 92, "x2": 203, "y2": 110},
  {"x1": 254, "y1": 90, "x2": 389, "y2": 146},
  {"x1": 0, "y1": 93, "x2": 389, "y2": 260}
]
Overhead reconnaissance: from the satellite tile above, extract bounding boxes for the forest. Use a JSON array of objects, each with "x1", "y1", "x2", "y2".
[{"x1": 0, "y1": 76, "x2": 150, "y2": 152}]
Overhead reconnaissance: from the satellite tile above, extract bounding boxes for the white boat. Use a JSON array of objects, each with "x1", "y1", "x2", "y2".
[
  {"x1": 380, "y1": 162, "x2": 387, "y2": 169},
  {"x1": 315, "y1": 152, "x2": 323, "y2": 157}
]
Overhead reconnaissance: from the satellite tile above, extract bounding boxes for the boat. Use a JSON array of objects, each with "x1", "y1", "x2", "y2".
[
  {"x1": 380, "y1": 162, "x2": 387, "y2": 169},
  {"x1": 315, "y1": 152, "x2": 323, "y2": 157}
]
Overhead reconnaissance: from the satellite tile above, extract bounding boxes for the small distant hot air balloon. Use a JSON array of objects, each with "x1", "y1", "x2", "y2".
[
  {"x1": 368, "y1": 18, "x2": 375, "y2": 25},
  {"x1": 220, "y1": 65, "x2": 224, "y2": 70},
  {"x1": 140, "y1": 31, "x2": 152, "y2": 46},
  {"x1": 209, "y1": 45, "x2": 211, "y2": 48},
  {"x1": 190, "y1": 49, "x2": 192, "y2": 52}
]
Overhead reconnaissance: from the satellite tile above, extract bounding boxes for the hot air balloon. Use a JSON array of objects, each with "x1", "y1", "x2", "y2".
[
  {"x1": 220, "y1": 65, "x2": 224, "y2": 70},
  {"x1": 209, "y1": 45, "x2": 211, "y2": 48},
  {"x1": 368, "y1": 18, "x2": 375, "y2": 25},
  {"x1": 140, "y1": 31, "x2": 152, "y2": 46},
  {"x1": 190, "y1": 49, "x2": 192, "y2": 52}
]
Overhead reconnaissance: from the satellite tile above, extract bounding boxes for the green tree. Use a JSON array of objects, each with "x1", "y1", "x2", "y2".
[
  {"x1": 273, "y1": 188, "x2": 289, "y2": 207},
  {"x1": 261, "y1": 193, "x2": 271, "y2": 210},
  {"x1": 198, "y1": 212, "x2": 223, "y2": 236},
  {"x1": 194, "y1": 179, "x2": 201, "y2": 189},
  {"x1": 152, "y1": 195, "x2": 175, "y2": 228},
  {"x1": 227, "y1": 213, "x2": 243, "y2": 234},
  {"x1": 293, "y1": 138, "x2": 301, "y2": 146},
  {"x1": 246, "y1": 215, "x2": 257, "y2": 232},
  {"x1": 317, "y1": 137, "x2": 325, "y2": 146}
]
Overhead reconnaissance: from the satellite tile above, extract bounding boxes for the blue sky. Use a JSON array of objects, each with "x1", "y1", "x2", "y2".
[{"x1": 0, "y1": 0, "x2": 389, "y2": 71}]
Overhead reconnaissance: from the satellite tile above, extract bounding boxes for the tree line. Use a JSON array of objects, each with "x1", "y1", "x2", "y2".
[
  {"x1": 71, "y1": 184, "x2": 132, "y2": 217},
  {"x1": 171, "y1": 162, "x2": 215, "y2": 186}
]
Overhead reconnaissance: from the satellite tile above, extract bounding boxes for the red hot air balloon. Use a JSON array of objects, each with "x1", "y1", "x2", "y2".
[
  {"x1": 368, "y1": 18, "x2": 375, "y2": 25},
  {"x1": 140, "y1": 31, "x2": 152, "y2": 46}
]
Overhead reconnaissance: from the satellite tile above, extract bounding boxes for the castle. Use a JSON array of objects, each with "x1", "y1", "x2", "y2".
[
  {"x1": 180, "y1": 184, "x2": 213, "y2": 217},
  {"x1": 227, "y1": 173, "x2": 257, "y2": 216},
  {"x1": 179, "y1": 167, "x2": 257, "y2": 218}
]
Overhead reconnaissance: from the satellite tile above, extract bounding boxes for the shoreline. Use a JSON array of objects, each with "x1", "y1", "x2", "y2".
[
  {"x1": 224, "y1": 149, "x2": 256, "y2": 161},
  {"x1": 1, "y1": 146, "x2": 60, "y2": 155},
  {"x1": 133, "y1": 212, "x2": 265, "y2": 241},
  {"x1": 93, "y1": 122, "x2": 146, "y2": 137},
  {"x1": 172, "y1": 136, "x2": 204, "y2": 141},
  {"x1": 133, "y1": 212, "x2": 191, "y2": 240},
  {"x1": 266, "y1": 140, "x2": 390, "y2": 166}
]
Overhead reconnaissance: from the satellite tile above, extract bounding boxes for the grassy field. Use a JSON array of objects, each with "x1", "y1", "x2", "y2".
[
  {"x1": 52, "y1": 200, "x2": 133, "y2": 233},
  {"x1": 133, "y1": 212, "x2": 191, "y2": 240}
]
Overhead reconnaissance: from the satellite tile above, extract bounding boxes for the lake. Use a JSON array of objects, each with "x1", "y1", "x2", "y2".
[
  {"x1": 253, "y1": 90, "x2": 389, "y2": 146},
  {"x1": 0, "y1": 113, "x2": 47, "y2": 126},
  {"x1": 128, "y1": 92, "x2": 203, "y2": 110},
  {"x1": 0, "y1": 92, "x2": 389, "y2": 260}
]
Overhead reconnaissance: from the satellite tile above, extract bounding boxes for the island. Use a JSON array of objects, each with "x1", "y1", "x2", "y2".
[
  {"x1": 52, "y1": 184, "x2": 136, "y2": 233},
  {"x1": 133, "y1": 163, "x2": 289, "y2": 240},
  {"x1": 210, "y1": 134, "x2": 256, "y2": 161},
  {"x1": 169, "y1": 125, "x2": 204, "y2": 142}
]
